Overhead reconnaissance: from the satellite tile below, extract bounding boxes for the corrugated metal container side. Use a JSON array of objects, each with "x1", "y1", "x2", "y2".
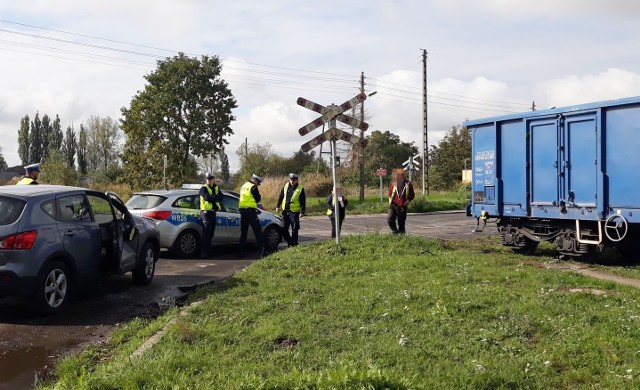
[{"x1": 464, "y1": 96, "x2": 640, "y2": 260}]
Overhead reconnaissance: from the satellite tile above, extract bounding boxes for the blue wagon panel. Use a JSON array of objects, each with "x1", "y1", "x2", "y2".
[{"x1": 465, "y1": 96, "x2": 640, "y2": 260}]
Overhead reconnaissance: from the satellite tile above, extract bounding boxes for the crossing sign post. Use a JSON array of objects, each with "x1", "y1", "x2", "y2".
[
  {"x1": 402, "y1": 154, "x2": 421, "y2": 182},
  {"x1": 297, "y1": 93, "x2": 370, "y2": 244}
]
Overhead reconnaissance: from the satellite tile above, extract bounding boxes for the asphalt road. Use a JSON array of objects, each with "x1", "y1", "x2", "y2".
[{"x1": 0, "y1": 211, "x2": 478, "y2": 390}]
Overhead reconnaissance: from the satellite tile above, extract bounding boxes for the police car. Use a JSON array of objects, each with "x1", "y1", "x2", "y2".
[{"x1": 125, "y1": 186, "x2": 283, "y2": 257}]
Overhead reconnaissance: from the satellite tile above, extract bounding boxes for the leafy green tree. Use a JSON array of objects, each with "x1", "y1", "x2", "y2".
[
  {"x1": 0, "y1": 145, "x2": 7, "y2": 169},
  {"x1": 281, "y1": 150, "x2": 316, "y2": 175},
  {"x1": 220, "y1": 148, "x2": 230, "y2": 183},
  {"x1": 77, "y1": 124, "x2": 88, "y2": 175},
  {"x1": 29, "y1": 113, "x2": 43, "y2": 164},
  {"x1": 41, "y1": 114, "x2": 51, "y2": 158},
  {"x1": 63, "y1": 125, "x2": 77, "y2": 168},
  {"x1": 428, "y1": 125, "x2": 471, "y2": 190},
  {"x1": 49, "y1": 114, "x2": 64, "y2": 152},
  {"x1": 18, "y1": 115, "x2": 30, "y2": 164},
  {"x1": 121, "y1": 53, "x2": 237, "y2": 190},
  {"x1": 85, "y1": 115, "x2": 121, "y2": 172},
  {"x1": 40, "y1": 149, "x2": 79, "y2": 186},
  {"x1": 236, "y1": 142, "x2": 277, "y2": 181},
  {"x1": 344, "y1": 130, "x2": 418, "y2": 187}
]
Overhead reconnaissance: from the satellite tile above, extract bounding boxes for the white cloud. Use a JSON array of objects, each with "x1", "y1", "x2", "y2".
[
  {"x1": 537, "y1": 68, "x2": 640, "y2": 107},
  {"x1": 1, "y1": 1, "x2": 640, "y2": 176}
]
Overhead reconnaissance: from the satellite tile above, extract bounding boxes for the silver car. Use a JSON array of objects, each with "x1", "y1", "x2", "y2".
[
  {"x1": 126, "y1": 188, "x2": 283, "y2": 257},
  {"x1": 0, "y1": 185, "x2": 160, "y2": 315}
]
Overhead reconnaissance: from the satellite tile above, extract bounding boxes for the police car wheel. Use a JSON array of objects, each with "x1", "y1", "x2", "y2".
[
  {"x1": 264, "y1": 225, "x2": 282, "y2": 251},
  {"x1": 172, "y1": 229, "x2": 200, "y2": 258}
]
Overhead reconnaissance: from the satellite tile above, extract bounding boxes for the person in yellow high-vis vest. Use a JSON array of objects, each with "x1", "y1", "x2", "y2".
[
  {"x1": 276, "y1": 173, "x2": 306, "y2": 247},
  {"x1": 16, "y1": 163, "x2": 41, "y2": 185},
  {"x1": 388, "y1": 168, "x2": 415, "y2": 234},
  {"x1": 239, "y1": 174, "x2": 265, "y2": 257},
  {"x1": 199, "y1": 173, "x2": 223, "y2": 258}
]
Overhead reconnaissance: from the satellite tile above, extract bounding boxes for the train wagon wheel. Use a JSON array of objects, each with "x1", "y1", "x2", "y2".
[{"x1": 511, "y1": 236, "x2": 539, "y2": 255}]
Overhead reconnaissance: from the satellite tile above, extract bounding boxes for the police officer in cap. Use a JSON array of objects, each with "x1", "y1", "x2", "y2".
[
  {"x1": 276, "y1": 173, "x2": 306, "y2": 247},
  {"x1": 238, "y1": 174, "x2": 265, "y2": 257},
  {"x1": 199, "y1": 173, "x2": 223, "y2": 258},
  {"x1": 17, "y1": 163, "x2": 41, "y2": 185}
]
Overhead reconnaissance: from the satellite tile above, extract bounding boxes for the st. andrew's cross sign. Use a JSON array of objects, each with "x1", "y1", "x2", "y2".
[
  {"x1": 300, "y1": 127, "x2": 367, "y2": 153},
  {"x1": 297, "y1": 93, "x2": 369, "y2": 136}
]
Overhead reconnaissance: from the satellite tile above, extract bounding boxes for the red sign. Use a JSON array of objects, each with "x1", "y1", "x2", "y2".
[{"x1": 376, "y1": 168, "x2": 387, "y2": 177}]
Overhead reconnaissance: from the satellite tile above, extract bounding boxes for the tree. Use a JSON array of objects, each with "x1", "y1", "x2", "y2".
[
  {"x1": 281, "y1": 150, "x2": 316, "y2": 175},
  {"x1": 219, "y1": 148, "x2": 230, "y2": 183},
  {"x1": 121, "y1": 53, "x2": 237, "y2": 190},
  {"x1": 63, "y1": 125, "x2": 77, "y2": 168},
  {"x1": 40, "y1": 149, "x2": 79, "y2": 186},
  {"x1": 85, "y1": 115, "x2": 121, "y2": 172},
  {"x1": 41, "y1": 114, "x2": 51, "y2": 158},
  {"x1": 0, "y1": 145, "x2": 7, "y2": 170},
  {"x1": 428, "y1": 125, "x2": 471, "y2": 190},
  {"x1": 29, "y1": 113, "x2": 43, "y2": 164},
  {"x1": 345, "y1": 130, "x2": 418, "y2": 187},
  {"x1": 18, "y1": 115, "x2": 30, "y2": 164},
  {"x1": 77, "y1": 124, "x2": 88, "y2": 175},
  {"x1": 49, "y1": 114, "x2": 64, "y2": 152},
  {"x1": 235, "y1": 142, "x2": 277, "y2": 181}
]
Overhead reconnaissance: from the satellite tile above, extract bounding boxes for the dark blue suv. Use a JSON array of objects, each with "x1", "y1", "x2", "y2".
[{"x1": 0, "y1": 185, "x2": 160, "y2": 314}]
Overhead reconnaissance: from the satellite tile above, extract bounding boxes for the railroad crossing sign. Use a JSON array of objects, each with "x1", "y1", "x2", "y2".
[
  {"x1": 403, "y1": 155, "x2": 421, "y2": 171},
  {"x1": 297, "y1": 93, "x2": 369, "y2": 136},
  {"x1": 300, "y1": 127, "x2": 368, "y2": 153}
]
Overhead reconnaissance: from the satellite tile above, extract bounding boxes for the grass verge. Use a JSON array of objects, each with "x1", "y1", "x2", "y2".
[{"x1": 45, "y1": 234, "x2": 640, "y2": 389}]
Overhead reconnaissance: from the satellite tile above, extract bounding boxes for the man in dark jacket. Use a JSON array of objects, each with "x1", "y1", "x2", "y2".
[{"x1": 388, "y1": 168, "x2": 415, "y2": 234}]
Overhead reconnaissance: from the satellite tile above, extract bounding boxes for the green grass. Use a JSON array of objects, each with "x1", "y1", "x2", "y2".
[
  {"x1": 45, "y1": 234, "x2": 640, "y2": 389},
  {"x1": 304, "y1": 191, "x2": 467, "y2": 215}
]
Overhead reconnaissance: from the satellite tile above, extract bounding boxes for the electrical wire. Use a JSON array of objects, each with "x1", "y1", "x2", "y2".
[{"x1": 0, "y1": 19, "x2": 528, "y2": 114}]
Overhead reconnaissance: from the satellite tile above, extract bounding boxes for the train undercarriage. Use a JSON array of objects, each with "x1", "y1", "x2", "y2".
[{"x1": 497, "y1": 215, "x2": 638, "y2": 261}]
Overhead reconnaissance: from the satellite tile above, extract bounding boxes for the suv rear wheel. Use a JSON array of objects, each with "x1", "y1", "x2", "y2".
[{"x1": 34, "y1": 261, "x2": 71, "y2": 315}]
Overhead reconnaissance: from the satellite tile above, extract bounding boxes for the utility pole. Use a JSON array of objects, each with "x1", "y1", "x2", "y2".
[
  {"x1": 421, "y1": 49, "x2": 428, "y2": 195},
  {"x1": 359, "y1": 71, "x2": 366, "y2": 202},
  {"x1": 531, "y1": 101, "x2": 536, "y2": 111}
]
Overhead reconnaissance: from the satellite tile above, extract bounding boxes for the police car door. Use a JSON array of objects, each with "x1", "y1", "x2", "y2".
[{"x1": 219, "y1": 193, "x2": 240, "y2": 242}]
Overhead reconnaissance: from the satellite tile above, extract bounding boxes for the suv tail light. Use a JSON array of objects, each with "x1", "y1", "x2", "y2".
[
  {"x1": 0, "y1": 230, "x2": 38, "y2": 250},
  {"x1": 143, "y1": 211, "x2": 172, "y2": 221}
]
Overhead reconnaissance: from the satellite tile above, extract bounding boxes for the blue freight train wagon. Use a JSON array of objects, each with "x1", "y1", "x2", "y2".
[{"x1": 464, "y1": 96, "x2": 640, "y2": 260}]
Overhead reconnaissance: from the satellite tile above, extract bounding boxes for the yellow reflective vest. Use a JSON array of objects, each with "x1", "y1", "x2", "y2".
[
  {"x1": 200, "y1": 185, "x2": 221, "y2": 211},
  {"x1": 239, "y1": 182, "x2": 258, "y2": 209},
  {"x1": 16, "y1": 177, "x2": 35, "y2": 185},
  {"x1": 280, "y1": 183, "x2": 303, "y2": 212}
]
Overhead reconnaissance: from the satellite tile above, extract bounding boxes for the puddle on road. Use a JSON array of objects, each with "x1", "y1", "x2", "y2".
[{"x1": 0, "y1": 339, "x2": 80, "y2": 390}]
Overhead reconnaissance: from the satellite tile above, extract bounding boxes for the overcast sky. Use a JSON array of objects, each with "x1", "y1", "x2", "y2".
[{"x1": 1, "y1": 0, "x2": 640, "y2": 173}]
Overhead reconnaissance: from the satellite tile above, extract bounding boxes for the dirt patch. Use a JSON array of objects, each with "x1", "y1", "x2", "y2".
[
  {"x1": 520, "y1": 258, "x2": 640, "y2": 289},
  {"x1": 559, "y1": 288, "x2": 610, "y2": 295}
]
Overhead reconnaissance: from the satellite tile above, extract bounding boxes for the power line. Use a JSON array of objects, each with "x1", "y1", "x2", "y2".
[
  {"x1": 0, "y1": 19, "x2": 529, "y2": 114},
  {"x1": 368, "y1": 76, "x2": 531, "y2": 108}
]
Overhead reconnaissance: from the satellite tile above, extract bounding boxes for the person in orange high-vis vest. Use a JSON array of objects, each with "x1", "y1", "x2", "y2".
[{"x1": 387, "y1": 168, "x2": 415, "y2": 234}]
